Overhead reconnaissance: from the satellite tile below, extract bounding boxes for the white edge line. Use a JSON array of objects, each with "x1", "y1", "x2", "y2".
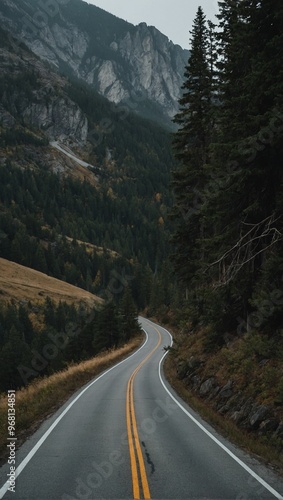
[
  {"x1": 142, "y1": 318, "x2": 283, "y2": 500},
  {"x1": 0, "y1": 331, "x2": 149, "y2": 499}
]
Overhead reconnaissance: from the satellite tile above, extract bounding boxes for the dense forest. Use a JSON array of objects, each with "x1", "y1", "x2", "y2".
[
  {"x1": 164, "y1": 1, "x2": 283, "y2": 455},
  {"x1": 172, "y1": 1, "x2": 283, "y2": 349},
  {"x1": 0, "y1": 163, "x2": 162, "y2": 288},
  {"x1": 0, "y1": 290, "x2": 140, "y2": 392}
]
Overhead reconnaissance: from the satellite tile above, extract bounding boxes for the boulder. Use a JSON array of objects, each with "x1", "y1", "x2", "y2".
[
  {"x1": 249, "y1": 405, "x2": 270, "y2": 429},
  {"x1": 187, "y1": 356, "x2": 202, "y2": 373},
  {"x1": 191, "y1": 375, "x2": 201, "y2": 391},
  {"x1": 176, "y1": 361, "x2": 188, "y2": 380},
  {"x1": 207, "y1": 385, "x2": 221, "y2": 401},
  {"x1": 230, "y1": 410, "x2": 245, "y2": 424},
  {"x1": 218, "y1": 380, "x2": 234, "y2": 401},
  {"x1": 219, "y1": 404, "x2": 230, "y2": 415},
  {"x1": 273, "y1": 421, "x2": 283, "y2": 438},
  {"x1": 259, "y1": 418, "x2": 280, "y2": 434},
  {"x1": 199, "y1": 377, "x2": 216, "y2": 396}
]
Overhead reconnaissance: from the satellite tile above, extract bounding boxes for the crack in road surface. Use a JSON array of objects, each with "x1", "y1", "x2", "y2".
[{"x1": 142, "y1": 441, "x2": 155, "y2": 475}]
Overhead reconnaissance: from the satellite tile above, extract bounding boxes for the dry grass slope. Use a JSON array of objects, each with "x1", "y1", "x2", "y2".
[
  {"x1": 0, "y1": 258, "x2": 102, "y2": 307},
  {"x1": 0, "y1": 335, "x2": 142, "y2": 464}
]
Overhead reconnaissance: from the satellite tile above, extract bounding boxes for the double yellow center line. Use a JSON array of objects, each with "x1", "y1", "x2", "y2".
[{"x1": 126, "y1": 328, "x2": 162, "y2": 499}]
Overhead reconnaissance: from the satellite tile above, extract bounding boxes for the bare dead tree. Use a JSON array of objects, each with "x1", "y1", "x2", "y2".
[{"x1": 205, "y1": 214, "x2": 283, "y2": 287}]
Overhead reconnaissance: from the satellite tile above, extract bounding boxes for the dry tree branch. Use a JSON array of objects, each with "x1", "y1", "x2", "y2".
[{"x1": 205, "y1": 214, "x2": 283, "y2": 287}]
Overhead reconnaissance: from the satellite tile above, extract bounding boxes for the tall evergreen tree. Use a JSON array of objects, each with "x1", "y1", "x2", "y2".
[
  {"x1": 172, "y1": 7, "x2": 216, "y2": 285},
  {"x1": 92, "y1": 301, "x2": 120, "y2": 353},
  {"x1": 206, "y1": 0, "x2": 283, "y2": 292},
  {"x1": 171, "y1": 0, "x2": 283, "y2": 344},
  {"x1": 118, "y1": 287, "x2": 140, "y2": 342},
  {"x1": 171, "y1": 1, "x2": 283, "y2": 337}
]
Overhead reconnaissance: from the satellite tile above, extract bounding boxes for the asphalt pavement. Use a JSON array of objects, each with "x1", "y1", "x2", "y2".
[{"x1": 1, "y1": 317, "x2": 283, "y2": 499}]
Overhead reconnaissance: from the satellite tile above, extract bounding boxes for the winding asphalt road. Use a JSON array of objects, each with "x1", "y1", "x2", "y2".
[
  {"x1": 1, "y1": 317, "x2": 283, "y2": 499},
  {"x1": 50, "y1": 141, "x2": 95, "y2": 170}
]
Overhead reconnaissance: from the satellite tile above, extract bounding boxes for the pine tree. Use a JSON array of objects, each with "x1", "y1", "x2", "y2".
[
  {"x1": 18, "y1": 305, "x2": 34, "y2": 345},
  {"x1": 174, "y1": 7, "x2": 213, "y2": 158},
  {"x1": 56, "y1": 301, "x2": 66, "y2": 332},
  {"x1": 44, "y1": 297, "x2": 56, "y2": 328},
  {"x1": 171, "y1": 1, "x2": 283, "y2": 339},
  {"x1": 206, "y1": 0, "x2": 283, "y2": 290},
  {"x1": 92, "y1": 301, "x2": 120, "y2": 353},
  {"x1": 174, "y1": 1, "x2": 283, "y2": 334},
  {"x1": 118, "y1": 287, "x2": 140, "y2": 341},
  {"x1": 0, "y1": 326, "x2": 31, "y2": 390},
  {"x1": 172, "y1": 7, "x2": 216, "y2": 285}
]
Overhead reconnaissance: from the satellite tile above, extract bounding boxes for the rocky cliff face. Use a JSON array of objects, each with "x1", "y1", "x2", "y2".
[
  {"x1": 0, "y1": 31, "x2": 88, "y2": 144},
  {"x1": 0, "y1": 0, "x2": 189, "y2": 124},
  {"x1": 101, "y1": 22, "x2": 188, "y2": 117},
  {"x1": 21, "y1": 98, "x2": 88, "y2": 144}
]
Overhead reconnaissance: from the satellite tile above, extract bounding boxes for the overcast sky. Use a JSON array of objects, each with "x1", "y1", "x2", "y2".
[{"x1": 86, "y1": 1, "x2": 219, "y2": 49}]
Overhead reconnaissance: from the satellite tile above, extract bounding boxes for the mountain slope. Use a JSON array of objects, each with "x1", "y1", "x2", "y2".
[
  {"x1": 0, "y1": 27, "x2": 88, "y2": 145},
  {"x1": 0, "y1": 15, "x2": 178, "y2": 394},
  {"x1": 0, "y1": 0, "x2": 189, "y2": 125},
  {"x1": 0, "y1": 26, "x2": 175, "y2": 313}
]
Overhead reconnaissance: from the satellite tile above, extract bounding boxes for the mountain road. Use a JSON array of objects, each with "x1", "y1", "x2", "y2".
[{"x1": 1, "y1": 317, "x2": 283, "y2": 499}]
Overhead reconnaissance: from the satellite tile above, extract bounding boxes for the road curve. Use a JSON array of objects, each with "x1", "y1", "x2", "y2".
[
  {"x1": 50, "y1": 141, "x2": 95, "y2": 170},
  {"x1": 1, "y1": 317, "x2": 283, "y2": 499}
]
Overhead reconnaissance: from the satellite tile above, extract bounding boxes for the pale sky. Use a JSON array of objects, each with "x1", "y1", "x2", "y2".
[{"x1": 86, "y1": 1, "x2": 219, "y2": 49}]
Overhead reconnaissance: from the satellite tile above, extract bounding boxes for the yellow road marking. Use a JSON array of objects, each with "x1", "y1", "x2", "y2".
[
  {"x1": 126, "y1": 385, "x2": 140, "y2": 499},
  {"x1": 126, "y1": 327, "x2": 162, "y2": 499}
]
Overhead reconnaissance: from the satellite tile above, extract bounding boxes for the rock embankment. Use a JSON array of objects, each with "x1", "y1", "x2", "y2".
[{"x1": 176, "y1": 356, "x2": 283, "y2": 442}]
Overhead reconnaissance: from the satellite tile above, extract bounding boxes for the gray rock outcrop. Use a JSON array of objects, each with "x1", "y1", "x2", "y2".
[
  {"x1": 0, "y1": 32, "x2": 88, "y2": 144},
  {"x1": 174, "y1": 354, "x2": 282, "y2": 443}
]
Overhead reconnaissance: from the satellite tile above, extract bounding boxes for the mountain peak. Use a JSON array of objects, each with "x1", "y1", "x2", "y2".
[
  {"x1": 0, "y1": 0, "x2": 189, "y2": 125},
  {"x1": 138, "y1": 22, "x2": 148, "y2": 29}
]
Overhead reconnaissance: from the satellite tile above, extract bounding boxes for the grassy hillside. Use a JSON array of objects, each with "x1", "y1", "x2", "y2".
[
  {"x1": 0, "y1": 334, "x2": 142, "y2": 465},
  {"x1": 0, "y1": 258, "x2": 102, "y2": 307}
]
